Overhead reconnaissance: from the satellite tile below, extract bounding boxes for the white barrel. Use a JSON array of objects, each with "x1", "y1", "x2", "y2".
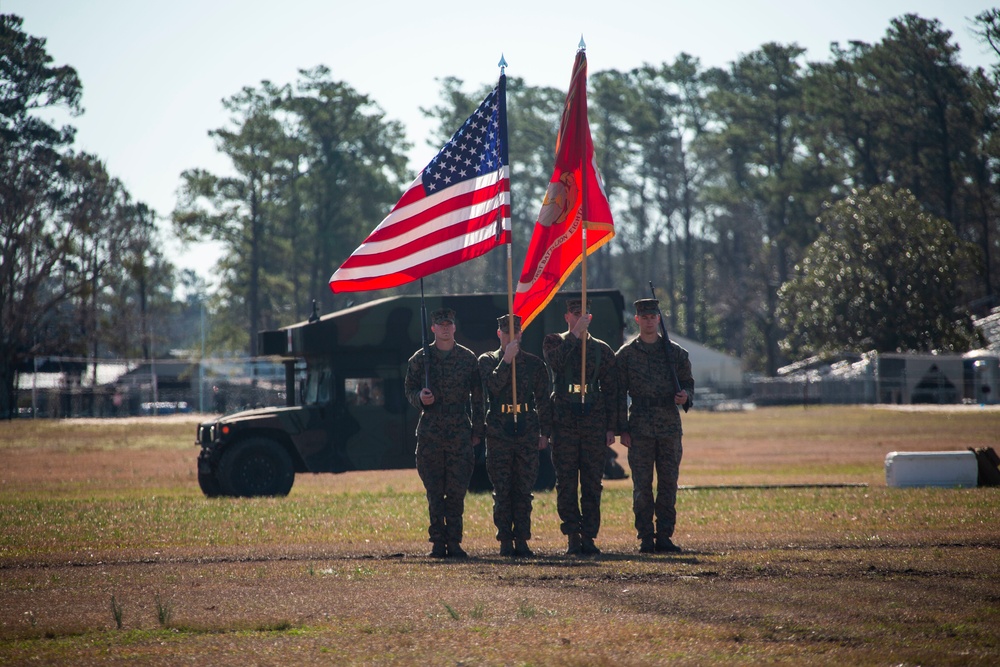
[{"x1": 885, "y1": 451, "x2": 979, "y2": 488}]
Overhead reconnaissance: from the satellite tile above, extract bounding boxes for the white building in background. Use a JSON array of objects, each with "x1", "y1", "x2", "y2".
[
  {"x1": 875, "y1": 353, "x2": 966, "y2": 404},
  {"x1": 752, "y1": 305, "x2": 1000, "y2": 406},
  {"x1": 666, "y1": 332, "x2": 745, "y2": 389},
  {"x1": 618, "y1": 331, "x2": 746, "y2": 412}
]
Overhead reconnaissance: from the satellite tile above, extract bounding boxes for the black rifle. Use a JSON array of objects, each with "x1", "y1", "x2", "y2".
[{"x1": 649, "y1": 281, "x2": 690, "y2": 413}]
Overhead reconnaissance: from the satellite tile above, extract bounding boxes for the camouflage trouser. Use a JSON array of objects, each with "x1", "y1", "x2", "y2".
[
  {"x1": 550, "y1": 423, "x2": 606, "y2": 539},
  {"x1": 416, "y1": 435, "x2": 475, "y2": 544},
  {"x1": 627, "y1": 429, "x2": 683, "y2": 539},
  {"x1": 486, "y1": 435, "x2": 539, "y2": 541}
]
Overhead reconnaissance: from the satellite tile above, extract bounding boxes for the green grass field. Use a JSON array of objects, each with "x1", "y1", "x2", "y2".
[{"x1": 1, "y1": 406, "x2": 998, "y2": 665}]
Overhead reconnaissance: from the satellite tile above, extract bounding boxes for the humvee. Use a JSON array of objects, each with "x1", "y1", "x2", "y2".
[{"x1": 195, "y1": 290, "x2": 626, "y2": 497}]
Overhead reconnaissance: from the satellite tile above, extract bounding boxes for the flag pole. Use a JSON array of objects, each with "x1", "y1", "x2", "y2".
[
  {"x1": 499, "y1": 55, "x2": 518, "y2": 425},
  {"x1": 420, "y1": 278, "x2": 430, "y2": 388},
  {"x1": 507, "y1": 230, "x2": 519, "y2": 425},
  {"x1": 580, "y1": 219, "x2": 588, "y2": 406},
  {"x1": 578, "y1": 37, "x2": 588, "y2": 406}
]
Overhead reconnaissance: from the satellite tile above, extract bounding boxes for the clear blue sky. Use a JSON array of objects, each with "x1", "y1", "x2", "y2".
[{"x1": 7, "y1": 0, "x2": 996, "y2": 286}]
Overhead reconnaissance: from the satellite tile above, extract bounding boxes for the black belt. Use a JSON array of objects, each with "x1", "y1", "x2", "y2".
[
  {"x1": 630, "y1": 396, "x2": 672, "y2": 408},
  {"x1": 429, "y1": 403, "x2": 467, "y2": 415}
]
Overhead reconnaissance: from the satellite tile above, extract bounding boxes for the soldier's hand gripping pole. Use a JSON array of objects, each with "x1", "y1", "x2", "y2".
[{"x1": 649, "y1": 281, "x2": 689, "y2": 412}]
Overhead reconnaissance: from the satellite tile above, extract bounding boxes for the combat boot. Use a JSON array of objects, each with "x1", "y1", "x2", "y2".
[
  {"x1": 499, "y1": 539, "x2": 515, "y2": 557},
  {"x1": 513, "y1": 539, "x2": 534, "y2": 558},
  {"x1": 580, "y1": 536, "x2": 601, "y2": 555},
  {"x1": 639, "y1": 535, "x2": 656, "y2": 553},
  {"x1": 447, "y1": 542, "x2": 468, "y2": 559},
  {"x1": 566, "y1": 533, "x2": 582, "y2": 555},
  {"x1": 655, "y1": 535, "x2": 682, "y2": 553},
  {"x1": 429, "y1": 542, "x2": 447, "y2": 558}
]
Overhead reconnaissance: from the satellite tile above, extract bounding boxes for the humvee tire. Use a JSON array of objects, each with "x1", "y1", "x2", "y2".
[
  {"x1": 534, "y1": 446, "x2": 556, "y2": 490},
  {"x1": 198, "y1": 469, "x2": 224, "y2": 497},
  {"x1": 468, "y1": 442, "x2": 491, "y2": 493},
  {"x1": 218, "y1": 437, "x2": 295, "y2": 497}
]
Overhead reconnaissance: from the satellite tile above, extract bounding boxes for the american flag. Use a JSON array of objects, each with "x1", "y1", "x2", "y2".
[{"x1": 329, "y1": 77, "x2": 510, "y2": 293}]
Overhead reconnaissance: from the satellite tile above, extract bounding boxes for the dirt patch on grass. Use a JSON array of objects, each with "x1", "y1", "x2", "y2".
[{"x1": 3, "y1": 542, "x2": 998, "y2": 666}]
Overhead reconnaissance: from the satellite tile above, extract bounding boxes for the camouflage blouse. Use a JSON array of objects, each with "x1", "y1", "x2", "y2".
[
  {"x1": 616, "y1": 336, "x2": 694, "y2": 437},
  {"x1": 478, "y1": 349, "x2": 553, "y2": 440},
  {"x1": 543, "y1": 331, "x2": 618, "y2": 431},
  {"x1": 404, "y1": 343, "x2": 485, "y2": 440}
]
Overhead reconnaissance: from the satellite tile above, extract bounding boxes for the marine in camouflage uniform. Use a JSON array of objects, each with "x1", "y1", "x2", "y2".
[
  {"x1": 616, "y1": 298, "x2": 694, "y2": 554},
  {"x1": 404, "y1": 308, "x2": 485, "y2": 558},
  {"x1": 478, "y1": 314, "x2": 553, "y2": 558},
  {"x1": 543, "y1": 298, "x2": 618, "y2": 556}
]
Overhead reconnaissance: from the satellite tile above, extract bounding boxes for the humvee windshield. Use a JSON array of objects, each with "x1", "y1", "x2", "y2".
[
  {"x1": 303, "y1": 363, "x2": 333, "y2": 405},
  {"x1": 303, "y1": 363, "x2": 388, "y2": 409}
]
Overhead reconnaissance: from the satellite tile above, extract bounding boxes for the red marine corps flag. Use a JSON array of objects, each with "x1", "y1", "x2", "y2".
[
  {"x1": 512, "y1": 43, "x2": 614, "y2": 328},
  {"x1": 329, "y1": 76, "x2": 510, "y2": 293}
]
